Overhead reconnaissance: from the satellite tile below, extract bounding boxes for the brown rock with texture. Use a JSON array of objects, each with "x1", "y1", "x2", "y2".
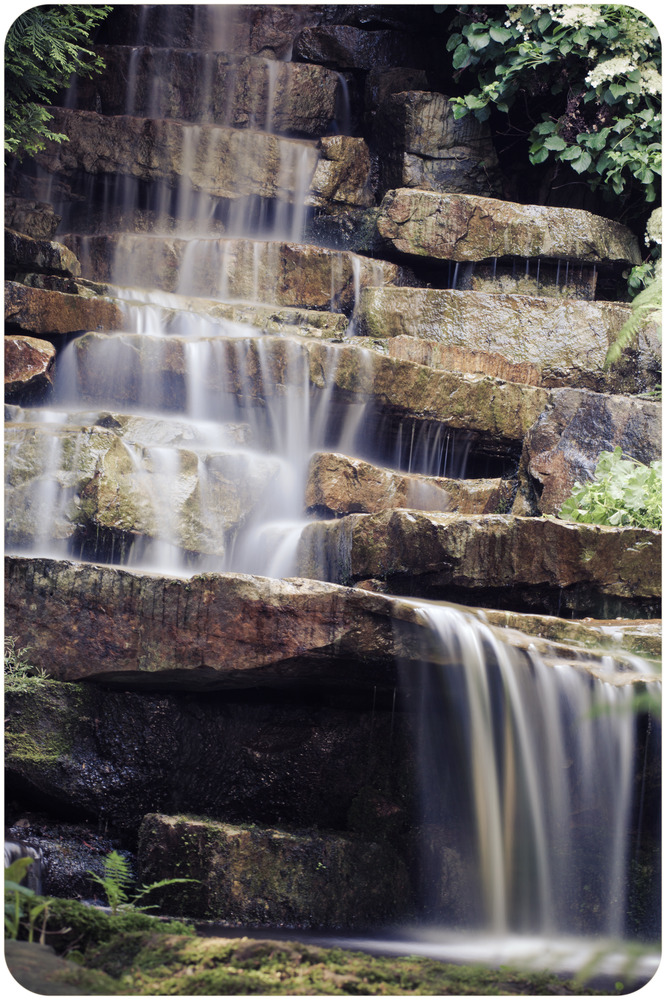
[
  {"x1": 377, "y1": 189, "x2": 641, "y2": 266},
  {"x1": 521, "y1": 388, "x2": 662, "y2": 515},
  {"x1": 296, "y1": 511, "x2": 661, "y2": 618},
  {"x1": 62, "y1": 235, "x2": 396, "y2": 310},
  {"x1": 5, "y1": 281, "x2": 124, "y2": 337},
  {"x1": 3, "y1": 556, "x2": 427, "y2": 688},
  {"x1": 4, "y1": 336, "x2": 56, "y2": 403},
  {"x1": 305, "y1": 451, "x2": 509, "y2": 516},
  {"x1": 5, "y1": 229, "x2": 80, "y2": 278}
]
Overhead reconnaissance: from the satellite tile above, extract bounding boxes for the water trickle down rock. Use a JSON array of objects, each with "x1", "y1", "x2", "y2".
[{"x1": 4, "y1": 1, "x2": 661, "y2": 942}]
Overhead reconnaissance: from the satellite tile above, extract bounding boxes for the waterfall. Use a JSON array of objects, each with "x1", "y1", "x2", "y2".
[
  {"x1": 4, "y1": 3, "x2": 659, "y2": 958},
  {"x1": 408, "y1": 604, "x2": 641, "y2": 937}
]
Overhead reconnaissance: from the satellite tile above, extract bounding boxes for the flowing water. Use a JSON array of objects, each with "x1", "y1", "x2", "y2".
[{"x1": 4, "y1": 2, "x2": 660, "y2": 960}]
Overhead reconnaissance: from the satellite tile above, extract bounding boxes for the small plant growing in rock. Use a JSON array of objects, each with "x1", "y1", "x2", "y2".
[
  {"x1": 88, "y1": 850, "x2": 197, "y2": 916},
  {"x1": 558, "y1": 447, "x2": 662, "y2": 529},
  {"x1": 4, "y1": 637, "x2": 49, "y2": 693},
  {"x1": 4, "y1": 857, "x2": 51, "y2": 943}
]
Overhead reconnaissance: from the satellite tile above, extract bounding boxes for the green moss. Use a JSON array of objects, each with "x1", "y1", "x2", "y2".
[{"x1": 68, "y1": 932, "x2": 615, "y2": 995}]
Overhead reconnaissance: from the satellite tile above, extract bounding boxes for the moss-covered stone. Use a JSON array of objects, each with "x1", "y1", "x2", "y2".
[{"x1": 137, "y1": 813, "x2": 412, "y2": 925}]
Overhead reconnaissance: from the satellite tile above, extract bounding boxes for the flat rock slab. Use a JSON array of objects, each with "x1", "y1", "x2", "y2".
[
  {"x1": 359, "y1": 286, "x2": 661, "y2": 393},
  {"x1": 305, "y1": 451, "x2": 510, "y2": 517},
  {"x1": 138, "y1": 813, "x2": 410, "y2": 925},
  {"x1": 5, "y1": 280, "x2": 124, "y2": 337},
  {"x1": 5, "y1": 556, "x2": 657, "y2": 692},
  {"x1": 3, "y1": 556, "x2": 427, "y2": 689},
  {"x1": 377, "y1": 189, "x2": 641, "y2": 266},
  {"x1": 295, "y1": 511, "x2": 661, "y2": 618},
  {"x1": 70, "y1": 332, "x2": 549, "y2": 448},
  {"x1": 63, "y1": 235, "x2": 396, "y2": 311}
]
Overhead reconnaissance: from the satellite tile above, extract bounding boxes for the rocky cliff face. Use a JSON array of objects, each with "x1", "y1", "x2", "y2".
[{"x1": 4, "y1": 3, "x2": 660, "y2": 936}]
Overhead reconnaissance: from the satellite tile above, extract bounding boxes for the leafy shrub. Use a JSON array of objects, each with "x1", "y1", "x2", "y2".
[
  {"x1": 558, "y1": 447, "x2": 662, "y2": 529},
  {"x1": 444, "y1": 4, "x2": 661, "y2": 213}
]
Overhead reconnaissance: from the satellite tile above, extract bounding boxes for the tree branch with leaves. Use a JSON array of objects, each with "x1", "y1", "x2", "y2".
[{"x1": 5, "y1": 4, "x2": 112, "y2": 160}]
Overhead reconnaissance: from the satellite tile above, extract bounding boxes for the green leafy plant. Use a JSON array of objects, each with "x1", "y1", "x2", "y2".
[
  {"x1": 558, "y1": 447, "x2": 662, "y2": 529},
  {"x1": 5, "y1": 857, "x2": 52, "y2": 944},
  {"x1": 88, "y1": 850, "x2": 197, "y2": 916},
  {"x1": 4, "y1": 636, "x2": 49, "y2": 693},
  {"x1": 445, "y1": 4, "x2": 661, "y2": 213},
  {"x1": 5, "y1": 5, "x2": 113, "y2": 159}
]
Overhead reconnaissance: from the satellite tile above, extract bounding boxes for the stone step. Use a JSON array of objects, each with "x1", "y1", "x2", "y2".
[
  {"x1": 70, "y1": 45, "x2": 342, "y2": 136},
  {"x1": 295, "y1": 511, "x2": 661, "y2": 619},
  {"x1": 34, "y1": 108, "x2": 373, "y2": 216},
  {"x1": 358, "y1": 286, "x2": 661, "y2": 394},
  {"x1": 61, "y1": 234, "x2": 398, "y2": 312},
  {"x1": 4, "y1": 415, "x2": 277, "y2": 562},
  {"x1": 377, "y1": 189, "x2": 641, "y2": 268},
  {"x1": 305, "y1": 452, "x2": 511, "y2": 517},
  {"x1": 68, "y1": 332, "x2": 550, "y2": 452},
  {"x1": 5, "y1": 555, "x2": 657, "y2": 690}
]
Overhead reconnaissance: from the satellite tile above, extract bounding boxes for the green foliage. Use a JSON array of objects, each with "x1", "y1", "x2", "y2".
[
  {"x1": 558, "y1": 447, "x2": 662, "y2": 529},
  {"x1": 605, "y1": 260, "x2": 662, "y2": 368},
  {"x1": 5, "y1": 857, "x2": 51, "y2": 944},
  {"x1": 5, "y1": 4, "x2": 112, "y2": 159},
  {"x1": 446, "y1": 5, "x2": 661, "y2": 210},
  {"x1": 4, "y1": 635, "x2": 49, "y2": 692},
  {"x1": 88, "y1": 850, "x2": 197, "y2": 916}
]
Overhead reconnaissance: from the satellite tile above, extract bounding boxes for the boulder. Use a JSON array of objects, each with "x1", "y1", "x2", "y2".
[
  {"x1": 4, "y1": 198, "x2": 61, "y2": 240},
  {"x1": 309, "y1": 135, "x2": 375, "y2": 208},
  {"x1": 377, "y1": 189, "x2": 642, "y2": 266},
  {"x1": 295, "y1": 512, "x2": 661, "y2": 618},
  {"x1": 138, "y1": 814, "x2": 411, "y2": 925},
  {"x1": 520, "y1": 388, "x2": 662, "y2": 515},
  {"x1": 4, "y1": 281, "x2": 124, "y2": 337},
  {"x1": 305, "y1": 451, "x2": 511, "y2": 516},
  {"x1": 5, "y1": 229, "x2": 80, "y2": 278},
  {"x1": 358, "y1": 286, "x2": 661, "y2": 393},
  {"x1": 374, "y1": 91, "x2": 502, "y2": 198},
  {"x1": 4, "y1": 336, "x2": 56, "y2": 404}
]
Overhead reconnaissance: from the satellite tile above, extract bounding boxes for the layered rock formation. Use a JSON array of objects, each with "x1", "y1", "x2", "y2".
[{"x1": 4, "y1": 2, "x2": 660, "y2": 934}]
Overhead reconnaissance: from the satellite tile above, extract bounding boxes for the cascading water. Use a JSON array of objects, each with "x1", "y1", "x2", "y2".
[{"x1": 4, "y1": 3, "x2": 659, "y2": 972}]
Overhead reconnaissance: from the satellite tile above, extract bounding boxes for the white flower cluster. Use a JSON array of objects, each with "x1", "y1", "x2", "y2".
[
  {"x1": 586, "y1": 55, "x2": 636, "y2": 88},
  {"x1": 645, "y1": 207, "x2": 662, "y2": 247},
  {"x1": 586, "y1": 56, "x2": 662, "y2": 97},
  {"x1": 550, "y1": 5, "x2": 604, "y2": 29}
]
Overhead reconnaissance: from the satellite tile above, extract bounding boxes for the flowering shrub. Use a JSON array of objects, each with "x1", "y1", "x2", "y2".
[{"x1": 444, "y1": 4, "x2": 661, "y2": 211}]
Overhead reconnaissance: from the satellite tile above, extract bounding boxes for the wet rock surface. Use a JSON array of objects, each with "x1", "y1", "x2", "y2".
[
  {"x1": 296, "y1": 512, "x2": 661, "y2": 617},
  {"x1": 4, "y1": 336, "x2": 56, "y2": 404},
  {"x1": 5, "y1": 280, "x2": 124, "y2": 337},
  {"x1": 358, "y1": 286, "x2": 661, "y2": 393},
  {"x1": 138, "y1": 813, "x2": 411, "y2": 925},
  {"x1": 377, "y1": 189, "x2": 642, "y2": 266}
]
